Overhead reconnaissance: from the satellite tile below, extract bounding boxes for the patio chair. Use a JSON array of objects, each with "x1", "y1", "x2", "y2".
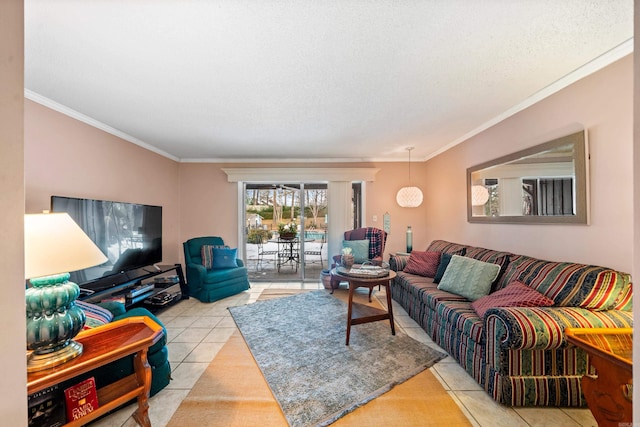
[
  {"x1": 257, "y1": 240, "x2": 278, "y2": 271},
  {"x1": 304, "y1": 233, "x2": 325, "y2": 269}
]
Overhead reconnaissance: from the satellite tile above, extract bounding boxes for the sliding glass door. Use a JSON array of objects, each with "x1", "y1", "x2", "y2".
[{"x1": 244, "y1": 183, "x2": 328, "y2": 281}]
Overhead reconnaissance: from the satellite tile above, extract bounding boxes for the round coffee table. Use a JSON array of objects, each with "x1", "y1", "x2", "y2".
[{"x1": 331, "y1": 267, "x2": 396, "y2": 345}]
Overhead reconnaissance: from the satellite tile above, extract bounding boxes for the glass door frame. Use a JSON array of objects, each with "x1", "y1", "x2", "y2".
[{"x1": 242, "y1": 182, "x2": 329, "y2": 281}]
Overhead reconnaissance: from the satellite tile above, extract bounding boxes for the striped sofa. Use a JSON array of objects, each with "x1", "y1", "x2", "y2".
[{"x1": 390, "y1": 240, "x2": 633, "y2": 407}]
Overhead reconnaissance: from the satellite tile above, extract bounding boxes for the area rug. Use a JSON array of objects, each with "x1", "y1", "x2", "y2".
[{"x1": 228, "y1": 290, "x2": 448, "y2": 427}]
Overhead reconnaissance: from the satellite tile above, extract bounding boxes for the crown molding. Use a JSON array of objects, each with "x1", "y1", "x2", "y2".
[{"x1": 222, "y1": 167, "x2": 380, "y2": 182}]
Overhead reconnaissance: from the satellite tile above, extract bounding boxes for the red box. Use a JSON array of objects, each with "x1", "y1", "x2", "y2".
[{"x1": 64, "y1": 377, "x2": 99, "y2": 421}]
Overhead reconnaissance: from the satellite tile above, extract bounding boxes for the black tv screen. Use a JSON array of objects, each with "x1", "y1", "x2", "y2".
[{"x1": 51, "y1": 196, "x2": 162, "y2": 292}]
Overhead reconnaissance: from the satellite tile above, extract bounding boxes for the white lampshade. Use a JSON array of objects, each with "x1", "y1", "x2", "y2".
[
  {"x1": 25, "y1": 213, "x2": 108, "y2": 279},
  {"x1": 396, "y1": 186, "x2": 424, "y2": 208},
  {"x1": 471, "y1": 185, "x2": 490, "y2": 206}
]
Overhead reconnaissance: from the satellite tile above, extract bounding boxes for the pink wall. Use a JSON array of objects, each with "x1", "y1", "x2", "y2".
[
  {"x1": 24, "y1": 100, "x2": 183, "y2": 264},
  {"x1": 23, "y1": 99, "x2": 428, "y2": 268},
  {"x1": 178, "y1": 161, "x2": 429, "y2": 259},
  {"x1": 423, "y1": 54, "x2": 633, "y2": 273}
]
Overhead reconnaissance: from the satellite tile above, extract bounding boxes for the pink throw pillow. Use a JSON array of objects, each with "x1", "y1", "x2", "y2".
[
  {"x1": 403, "y1": 251, "x2": 440, "y2": 278},
  {"x1": 471, "y1": 280, "x2": 554, "y2": 318}
]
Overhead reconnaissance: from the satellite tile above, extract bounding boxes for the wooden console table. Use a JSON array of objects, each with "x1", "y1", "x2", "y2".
[
  {"x1": 565, "y1": 327, "x2": 632, "y2": 427},
  {"x1": 28, "y1": 317, "x2": 164, "y2": 427}
]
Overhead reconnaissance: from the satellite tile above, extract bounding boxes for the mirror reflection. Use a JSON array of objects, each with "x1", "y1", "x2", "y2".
[{"x1": 467, "y1": 131, "x2": 588, "y2": 224}]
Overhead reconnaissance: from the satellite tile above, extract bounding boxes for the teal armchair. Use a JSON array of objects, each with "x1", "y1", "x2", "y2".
[{"x1": 183, "y1": 236, "x2": 250, "y2": 303}]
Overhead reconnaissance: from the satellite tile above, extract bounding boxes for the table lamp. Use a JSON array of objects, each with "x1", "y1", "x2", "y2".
[{"x1": 24, "y1": 212, "x2": 108, "y2": 372}]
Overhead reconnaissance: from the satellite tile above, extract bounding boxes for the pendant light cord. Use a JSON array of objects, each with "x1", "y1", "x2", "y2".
[{"x1": 407, "y1": 147, "x2": 414, "y2": 184}]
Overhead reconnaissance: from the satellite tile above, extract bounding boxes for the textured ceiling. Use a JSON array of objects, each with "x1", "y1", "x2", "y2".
[{"x1": 24, "y1": 1, "x2": 633, "y2": 162}]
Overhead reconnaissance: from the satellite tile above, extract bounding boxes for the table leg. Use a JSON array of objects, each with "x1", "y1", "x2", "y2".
[
  {"x1": 346, "y1": 281, "x2": 354, "y2": 345},
  {"x1": 581, "y1": 353, "x2": 632, "y2": 426},
  {"x1": 385, "y1": 283, "x2": 396, "y2": 336},
  {"x1": 132, "y1": 349, "x2": 152, "y2": 427}
]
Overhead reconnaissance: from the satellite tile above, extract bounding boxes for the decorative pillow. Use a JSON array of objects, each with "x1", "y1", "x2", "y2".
[
  {"x1": 471, "y1": 281, "x2": 555, "y2": 317},
  {"x1": 433, "y1": 252, "x2": 452, "y2": 284},
  {"x1": 201, "y1": 244, "x2": 227, "y2": 269},
  {"x1": 212, "y1": 247, "x2": 238, "y2": 268},
  {"x1": 75, "y1": 300, "x2": 114, "y2": 329},
  {"x1": 403, "y1": 251, "x2": 440, "y2": 278},
  {"x1": 437, "y1": 255, "x2": 501, "y2": 301},
  {"x1": 342, "y1": 239, "x2": 370, "y2": 264}
]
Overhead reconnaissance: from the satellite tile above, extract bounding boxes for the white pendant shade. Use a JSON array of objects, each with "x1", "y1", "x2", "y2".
[
  {"x1": 396, "y1": 186, "x2": 423, "y2": 208},
  {"x1": 396, "y1": 146, "x2": 423, "y2": 208},
  {"x1": 471, "y1": 185, "x2": 490, "y2": 206}
]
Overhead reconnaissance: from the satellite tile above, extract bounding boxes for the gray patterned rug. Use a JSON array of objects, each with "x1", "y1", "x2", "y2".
[{"x1": 228, "y1": 290, "x2": 447, "y2": 427}]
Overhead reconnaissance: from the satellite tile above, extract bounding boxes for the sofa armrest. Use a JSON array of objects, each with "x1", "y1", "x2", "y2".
[
  {"x1": 389, "y1": 254, "x2": 409, "y2": 272},
  {"x1": 484, "y1": 306, "x2": 633, "y2": 368},
  {"x1": 236, "y1": 258, "x2": 245, "y2": 267}
]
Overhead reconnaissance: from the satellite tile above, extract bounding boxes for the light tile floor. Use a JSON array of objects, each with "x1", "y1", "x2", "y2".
[{"x1": 91, "y1": 281, "x2": 597, "y2": 427}]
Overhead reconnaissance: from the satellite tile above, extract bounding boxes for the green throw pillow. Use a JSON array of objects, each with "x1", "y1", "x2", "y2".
[
  {"x1": 342, "y1": 239, "x2": 370, "y2": 264},
  {"x1": 437, "y1": 255, "x2": 500, "y2": 301}
]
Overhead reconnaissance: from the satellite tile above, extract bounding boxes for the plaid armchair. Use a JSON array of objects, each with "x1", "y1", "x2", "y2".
[
  {"x1": 330, "y1": 227, "x2": 388, "y2": 295},
  {"x1": 332, "y1": 227, "x2": 388, "y2": 266}
]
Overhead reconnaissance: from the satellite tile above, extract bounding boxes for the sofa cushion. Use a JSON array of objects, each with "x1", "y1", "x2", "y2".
[
  {"x1": 493, "y1": 254, "x2": 537, "y2": 291},
  {"x1": 509, "y1": 258, "x2": 627, "y2": 310},
  {"x1": 471, "y1": 281, "x2": 554, "y2": 318},
  {"x1": 403, "y1": 251, "x2": 440, "y2": 277},
  {"x1": 437, "y1": 255, "x2": 500, "y2": 301},
  {"x1": 76, "y1": 300, "x2": 114, "y2": 329},
  {"x1": 203, "y1": 265, "x2": 249, "y2": 283},
  {"x1": 433, "y1": 248, "x2": 467, "y2": 284},
  {"x1": 464, "y1": 246, "x2": 511, "y2": 292},
  {"x1": 342, "y1": 239, "x2": 370, "y2": 263},
  {"x1": 434, "y1": 300, "x2": 484, "y2": 344},
  {"x1": 212, "y1": 247, "x2": 239, "y2": 268}
]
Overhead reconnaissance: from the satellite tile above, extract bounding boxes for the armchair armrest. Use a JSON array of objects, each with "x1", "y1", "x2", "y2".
[
  {"x1": 187, "y1": 262, "x2": 207, "y2": 276},
  {"x1": 185, "y1": 263, "x2": 206, "y2": 293}
]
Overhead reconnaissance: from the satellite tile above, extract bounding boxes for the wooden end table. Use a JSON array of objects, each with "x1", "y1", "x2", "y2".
[
  {"x1": 565, "y1": 327, "x2": 632, "y2": 427},
  {"x1": 28, "y1": 316, "x2": 164, "y2": 427},
  {"x1": 331, "y1": 267, "x2": 396, "y2": 345}
]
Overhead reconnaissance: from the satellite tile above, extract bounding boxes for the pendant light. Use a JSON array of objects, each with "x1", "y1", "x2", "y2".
[
  {"x1": 396, "y1": 147, "x2": 423, "y2": 207},
  {"x1": 471, "y1": 185, "x2": 490, "y2": 206}
]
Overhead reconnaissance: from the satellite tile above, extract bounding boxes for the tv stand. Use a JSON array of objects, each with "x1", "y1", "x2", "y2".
[{"x1": 80, "y1": 264, "x2": 188, "y2": 311}]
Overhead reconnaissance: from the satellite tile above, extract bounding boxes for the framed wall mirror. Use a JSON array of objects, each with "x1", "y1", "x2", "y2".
[{"x1": 467, "y1": 130, "x2": 589, "y2": 224}]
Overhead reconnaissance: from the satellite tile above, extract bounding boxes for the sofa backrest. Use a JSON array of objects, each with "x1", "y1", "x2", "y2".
[
  {"x1": 499, "y1": 254, "x2": 631, "y2": 311},
  {"x1": 427, "y1": 240, "x2": 632, "y2": 312}
]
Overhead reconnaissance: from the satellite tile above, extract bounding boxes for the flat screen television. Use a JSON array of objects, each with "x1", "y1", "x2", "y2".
[{"x1": 51, "y1": 196, "x2": 163, "y2": 293}]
